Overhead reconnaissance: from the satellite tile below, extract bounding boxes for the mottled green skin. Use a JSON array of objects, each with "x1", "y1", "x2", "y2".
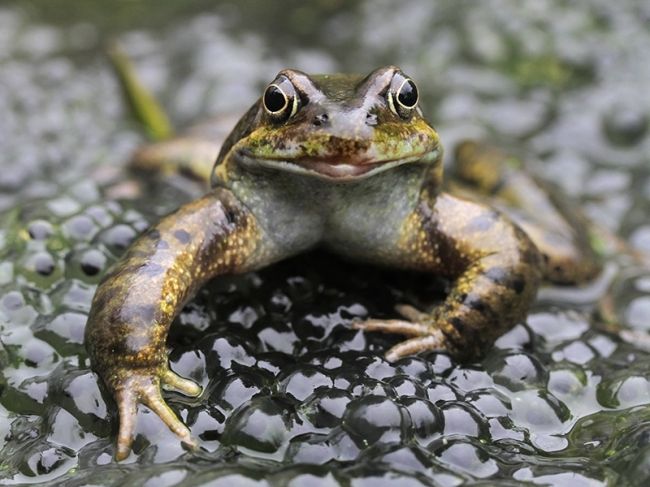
[{"x1": 85, "y1": 66, "x2": 599, "y2": 460}]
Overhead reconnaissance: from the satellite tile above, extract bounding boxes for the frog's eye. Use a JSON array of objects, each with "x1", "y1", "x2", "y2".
[
  {"x1": 263, "y1": 76, "x2": 300, "y2": 123},
  {"x1": 387, "y1": 72, "x2": 419, "y2": 119}
]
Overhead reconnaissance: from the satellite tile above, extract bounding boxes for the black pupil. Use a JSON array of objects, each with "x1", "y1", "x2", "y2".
[
  {"x1": 397, "y1": 80, "x2": 418, "y2": 108},
  {"x1": 264, "y1": 86, "x2": 287, "y2": 113}
]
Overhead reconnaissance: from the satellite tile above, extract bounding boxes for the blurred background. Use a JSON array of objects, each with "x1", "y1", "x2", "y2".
[{"x1": 1, "y1": 1, "x2": 650, "y2": 485}]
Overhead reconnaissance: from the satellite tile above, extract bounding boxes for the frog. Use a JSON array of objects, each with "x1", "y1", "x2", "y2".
[{"x1": 85, "y1": 65, "x2": 600, "y2": 460}]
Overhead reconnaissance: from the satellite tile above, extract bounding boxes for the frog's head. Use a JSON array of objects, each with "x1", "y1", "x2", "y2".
[{"x1": 213, "y1": 66, "x2": 442, "y2": 183}]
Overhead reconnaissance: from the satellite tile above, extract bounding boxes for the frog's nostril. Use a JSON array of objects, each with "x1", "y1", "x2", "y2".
[
  {"x1": 313, "y1": 113, "x2": 329, "y2": 127},
  {"x1": 366, "y1": 113, "x2": 378, "y2": 126}
]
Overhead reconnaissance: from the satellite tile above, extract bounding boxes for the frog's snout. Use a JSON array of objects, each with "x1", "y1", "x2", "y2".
[
  {"x1": 311, "y1": 110, "x2": 377, "y2": 128},
  {"x1": 310, "y1": 110, "x2": 378, "y2": 141}
]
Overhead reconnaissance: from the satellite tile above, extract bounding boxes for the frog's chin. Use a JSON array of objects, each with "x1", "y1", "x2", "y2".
[{"x1": 235, "y1": 148, "x2": 441, "y2": 181}]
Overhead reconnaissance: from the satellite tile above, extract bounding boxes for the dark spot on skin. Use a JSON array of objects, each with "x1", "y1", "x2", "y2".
[
  {"x1": 313, "y1": 113, "x2": 329, "y2": 126},
  {"x1": 462, "y1": 293, "x2": 499, "y2": 323},
  {"x1": 224, "y1": 208, "x2": 236, "y2": 225},
  {"x1": 489, "y1": 175, "x2": 509, "y2": 195},
  {"x1": 464, "y1": 295, "x2": 487, "y2": 312},
  {"x1": 445, "y1": 316, "x2": 484, "y2": 360},
  {"x1": 512, "y1": 278, "x2": 525, "y2": 294},
  {"x1": 485, "y1": 267, "x2": 527, "y2": 294},
  {"x1": 485, "y1": 267, "x2": 508, "y2": 286},
  {"x1": 551, "y1": 266, "x2": 568, "y2": 281},
  {"x1": 143, "y1": 263, "x2": 165, "y2": 277},
  {"x1": 179, "y1": 166, "x2": 199, "y2": 179},
  {"x1": 147, "y1": 229, "x2": 161, "y2": 240},
  {"x1": 465, "y1": 212, "x2": 498, "y2": 233},
  {"x1": 156, "y1": 239, "x2": 170, "y2": 250},
  {"x1": 518, "y1": 241, "x2": 542, "y2": 268},
  {"x1": 450, "y1": 317, "x2": 465, "y2": 334},
  {"x1": 174, "y1": 229, "x2": 191, "y2": 244}
]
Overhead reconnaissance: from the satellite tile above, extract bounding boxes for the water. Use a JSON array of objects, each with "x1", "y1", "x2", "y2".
[{"x1": 1, "y1": 1, "x2": 650, "y2": 485}]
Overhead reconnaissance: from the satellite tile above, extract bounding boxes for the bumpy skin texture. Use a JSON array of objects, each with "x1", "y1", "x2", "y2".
[{"x1": 85, "y1": 66, "x2": 598, "y2": 460}]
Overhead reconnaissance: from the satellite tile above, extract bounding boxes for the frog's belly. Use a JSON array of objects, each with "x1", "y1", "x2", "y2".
[{"x1": 320, "y1": 169, "x2": 423, "y2": 266}]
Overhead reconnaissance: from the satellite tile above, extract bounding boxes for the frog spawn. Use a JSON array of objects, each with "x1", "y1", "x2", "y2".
[
  {"x1": 0, "y1": 174, "x2": 647, "y2": 485},
  {"x1": 3, "y1": 145, "x2": 650, "y2": 487}
]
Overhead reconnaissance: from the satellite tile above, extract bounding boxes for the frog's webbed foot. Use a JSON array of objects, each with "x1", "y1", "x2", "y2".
[
  {"x1": 353, "y1": 305, "x2": 448, "y2": 362},
  {"x1": 112, "y1": 367, "x2": 201, "y2": 461}
]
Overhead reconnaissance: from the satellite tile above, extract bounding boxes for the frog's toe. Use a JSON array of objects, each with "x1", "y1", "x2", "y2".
[
  {"x1": 161, "y1": 369, "x2": 202, "y2": 397},
  {"x1": 353, "y1": 318, "x2": 430, "y2": 337},
  {"x1": 395, "y1": 304, "x2": 430, "y2": 322},
  {"x1": 353, "y1": 312, "x2": 449, "y2": 362},
  {"x1": 140, "y1": 384, "x2": 196, "y2": 449},
  {"x1": 115, "y1": 388, "x2": 138, "y2": 461},
  {"x1": 385, "y1": 332, "x2": 446, "y2": 362},
  {"x1": 112, "y1": 370, "x2": 197, "y2": 461}
]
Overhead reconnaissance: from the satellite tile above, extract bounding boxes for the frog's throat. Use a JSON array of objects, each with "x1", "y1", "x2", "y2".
[{"x1": 231, "y1": 147, "x2": 442, "y2": 182}]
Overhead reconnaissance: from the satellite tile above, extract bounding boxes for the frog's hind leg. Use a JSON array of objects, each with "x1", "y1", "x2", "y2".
[
  {"x1": 130, "y1": 136, "x2": 221, "y2": 183},
  {"x1": 108, "y1": 42, "x2": 221, "y2": 184},
  {"x1": 449, "y1": 140, "x2": 601, "y2": 284}
]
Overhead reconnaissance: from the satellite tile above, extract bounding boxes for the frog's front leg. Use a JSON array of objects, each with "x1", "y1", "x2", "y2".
[
  {"x1": 85, "y1": 188, "x2": 265, "y2": 460},
  {"x1": 355, "y1": 192, "x2": 543, "y2": 362}
]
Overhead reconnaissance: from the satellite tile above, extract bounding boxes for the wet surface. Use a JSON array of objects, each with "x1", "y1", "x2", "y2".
[{"x1": 1, "y1": 1, "x2": 650, "y2": 485}]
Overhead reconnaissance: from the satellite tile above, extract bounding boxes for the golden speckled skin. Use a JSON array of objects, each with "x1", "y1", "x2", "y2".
[
  {"x1": 86, "y1": 66, "x2": 599, "y2": 460},
  {"x1": 85, "y1": 188, "x2": 265, "y2": 459},
  {"x1": 389, "y1": 190, "x2": 542, "y2": 360}
]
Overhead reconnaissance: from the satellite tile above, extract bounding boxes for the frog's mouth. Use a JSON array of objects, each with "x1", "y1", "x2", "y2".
[{"x1": 235, "y1": 148, "x2": 441, "y2": 181}]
